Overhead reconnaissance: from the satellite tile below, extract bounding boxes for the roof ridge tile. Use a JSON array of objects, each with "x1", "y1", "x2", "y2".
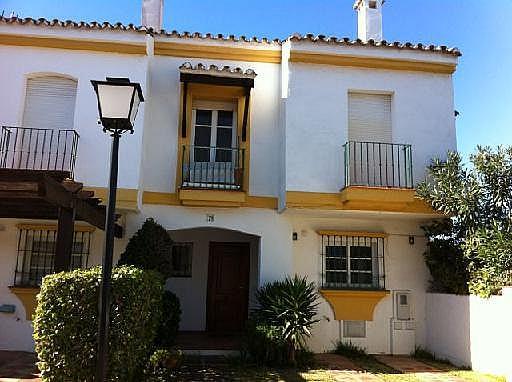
[{"x1": 0, "y1": 16, "x2": 461, "y2": 56}]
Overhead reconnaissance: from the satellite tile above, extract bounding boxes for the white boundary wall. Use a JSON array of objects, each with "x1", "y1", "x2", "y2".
[{"x1": 426, "y1": 288, "x2": 512, "y2": 378}]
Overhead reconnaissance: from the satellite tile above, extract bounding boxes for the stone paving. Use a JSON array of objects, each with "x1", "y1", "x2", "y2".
[
  {"x1": 314, "y1": 354, "x2": 382, "y2": 381},
  {"x1": 375, "y1": 355, "x2": 467, "y2": 382},
  {"x1": 0, "y1": 351, "x2": 40, "y2": 382},
  {"x1": 0, "y1": 351, "x2": 484, "y2": 381}
]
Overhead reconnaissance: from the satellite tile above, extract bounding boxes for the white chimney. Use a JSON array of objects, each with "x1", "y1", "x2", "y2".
[
  {"x1": 354, "y1": 0, "x2": 384, "y2": 42},
  {"x1": 141, "y1": 0, "x2": 164, "y2": 31}
]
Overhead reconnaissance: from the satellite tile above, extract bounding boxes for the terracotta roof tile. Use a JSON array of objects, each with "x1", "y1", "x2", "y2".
[
  {"x1": 0, "y1": 16, "x2": 461, "y2": 57},
  {"x1": 179, "y1": 62, "x2": 257, "y2": 78},
  {"x1": 288, "y1": 33, "x2": 461, "y2": 56},
  {"x1": 0, "y1": 16, "x2": 147, "y2": 33}
]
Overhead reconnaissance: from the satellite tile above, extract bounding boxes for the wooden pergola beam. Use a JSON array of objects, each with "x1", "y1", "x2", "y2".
[{"x1": 0, "y1": 169, "x2": 123, "y2": 238}]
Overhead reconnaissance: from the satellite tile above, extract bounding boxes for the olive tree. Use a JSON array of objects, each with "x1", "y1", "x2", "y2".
[{"x1": 417, "y1": 146, "x2": 512, "y2": 297}]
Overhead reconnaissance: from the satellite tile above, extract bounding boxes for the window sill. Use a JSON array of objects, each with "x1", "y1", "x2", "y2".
[
  {"x1": 319, "y1": 289, "x2": 390, "y2": 321},
  {"x1": 178, "y1": 188, "x2": 247, "y2": 207},
  {"x1": 9, "y1": 286, "x2": 40, "y2": 321}
]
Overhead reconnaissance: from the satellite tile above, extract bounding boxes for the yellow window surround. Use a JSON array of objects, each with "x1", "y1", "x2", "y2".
[
  {"x1": 320, "y1": 289, "x2": 390, "y2": 321},
  {"x1": 175, "y1": 75, "x2": 253, "y2": 207},
  {"x1": 9, "y1": 287, "x2": 39, "y2": 320}
]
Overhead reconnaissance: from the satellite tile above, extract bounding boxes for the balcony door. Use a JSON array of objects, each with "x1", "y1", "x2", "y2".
[
  {"x1": 185, "y1": 101, "x2": 239, "y2": 189},
  {"x1": 348, "y1": 93, "x2": 392, "y2": 187},
  {"x1": 7, "y1": 75, "x2": 78, "y2": 171}
]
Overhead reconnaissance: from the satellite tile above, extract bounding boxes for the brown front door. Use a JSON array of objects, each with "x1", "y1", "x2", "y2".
[{"x1": 207, "y1": 242, "x2": 250, "y2": 333}]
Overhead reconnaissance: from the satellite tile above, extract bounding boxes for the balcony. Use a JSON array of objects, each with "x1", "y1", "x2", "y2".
[
  {"x1": 181, "y1": 145, "x2": 245, "y2": 190},
  {"x1": 343, "y1": 141, "x2": 413, "y2": 189},
  {"x1": 0, "y1": 126, "x2": 79, "y2": 177},
  {"x1": 179, "y1": 145, "x2": 246, "y2": 207}
]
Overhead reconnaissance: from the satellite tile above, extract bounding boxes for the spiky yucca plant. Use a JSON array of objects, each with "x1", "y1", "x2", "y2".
[{"x1": 254, "y1": 275, "x2": 319, "y2": 364}]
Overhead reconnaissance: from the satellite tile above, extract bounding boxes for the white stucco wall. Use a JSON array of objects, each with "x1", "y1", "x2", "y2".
[
  {"x1": 166, "y1": 227, "x2": 259, "y2": 331},
  {"x1": 288, "y1": 211, "x2": 430, "y2": 354},
  {"x1": 426, "y1": 290, "x2": 512, "y2": 377},
  {"x1": 0, "y1": 218, "x2": 129, "y2": 352},
  {"x1": 133, "y1": 206, "x2": 294, "y2": 285},
  {"x1": 0, "y1": 43, "x2": 147, "y2": 190},
  {"x1": 140, "y1": 55, "x2": 282, "y2": 197},
  {"x1": 284, "y1": 54, "x2": 456, "y2": 192}
]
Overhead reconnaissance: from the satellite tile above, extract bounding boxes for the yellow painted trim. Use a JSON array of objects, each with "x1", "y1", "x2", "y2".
[
  {"x1": 175, "y1": 82, "x2": 252, "y2": 195},
  {"x1": 289, "y1": 51, "x2": 457, "y2": 74},
  {"x1": 320, "y1": 289, "x2": 390, "y2": 321},
  {"x1": 245, "y1": 196, "x2": 278, "y2": 209},
  {"x1": 340, "y1": 186, "x2": 415, "y2": 203},
  {"x1": 179, "y1": 189, "x2": 246, "y2": 207},
  {"x1": 286, "y1": 187, "x2": 438, "y2": 214},
  {"x1": 84, "y1": 187, "x2": 138, "y2": 211},
  {"x1": 143, "y1": 191, "x2": 181, "y2": 206},
  {"x1": 9, "y1": 287, "x2": 39, "y2": 321},
  {"x1": 0, "y1": 33, "x2": 146, "y2": 55},
  {"x1": 154, "y1": 41, "x2": 282, "y2": 63},
  {"x1": 16, "y1": 224, "x2": 95, "y2": 232},
  {"x1": 317, "y1": 230, "x2": 388, "y2": 238},
  {"x1": 142, "y1": 191, "x2": 278, "y2": 209}
]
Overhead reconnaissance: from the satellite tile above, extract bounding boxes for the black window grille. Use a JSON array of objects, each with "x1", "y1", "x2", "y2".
[
  {"x1": 320, "y1": 233, "x2": 385, "y2": 290},
  {"x1": 170, "y1": 242, "x2": 193, "y2": 278},
  {"x1": 14, "y1": 226, "x2": 92, "y2": 287}
]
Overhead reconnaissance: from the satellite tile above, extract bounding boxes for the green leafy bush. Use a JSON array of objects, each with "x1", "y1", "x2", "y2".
[
  {"x1": 248, "y1": 275, "x2": 319, "y2": 366},
  {"x1": 33, "y1": 266, "x2": 163, "y2": 381},
  {"x1": 144, "y1": 349, "x2": 183, "y2": 382},
  {"x1": 155, "y1": 290, "x2": 182, "y2": 348},
  {"x1": 422, "y1": 220, "x2": 469, "y2": 295},
  {"x1": 119, "y1": 218, "x2": 174, "y2": 278},
  {"x1": 417, "y1": 147, "x2": 512, "y2": 297},
  {"x1": 119, "y1": 218, "x2": 182, "y2": 348},
  {"x1": 335, "y1": 341, "x2": 370, "y2": 359}
]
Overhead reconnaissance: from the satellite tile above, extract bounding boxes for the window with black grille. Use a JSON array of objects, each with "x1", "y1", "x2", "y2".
[
  {"x1": 171, "y1": 242, "x2": 193, "y2": 277},
  {"x1": 14, "y1": 226, "x2": 92, "y2": 287},
  {"x1": 320, "y1": 233, "x2": 385, "y2": 290}
]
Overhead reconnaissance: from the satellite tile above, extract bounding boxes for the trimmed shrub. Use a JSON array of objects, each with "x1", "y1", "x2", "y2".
[
  {"x1": 118, "y1": 218, "x2": 174, "y2": 278},
  {"x1": 155, "y1": 290, "x2": 181, "y2": 348},
  {"x1": 119, "y1": 218, "x2": 182, "y2": 347},
  {"x1": 33, "y1": 266, "x2": 163, "y2": 381}
]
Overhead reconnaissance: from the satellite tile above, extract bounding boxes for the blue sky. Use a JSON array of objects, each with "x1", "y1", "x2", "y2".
[{"x1": 1, "y1": 0, "x2": 511, "y2": 157}]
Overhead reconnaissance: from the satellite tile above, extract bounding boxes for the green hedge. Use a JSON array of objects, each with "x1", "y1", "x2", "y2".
[{"x1": 33, "y1": 266, "x2": 163, "y2": 381}]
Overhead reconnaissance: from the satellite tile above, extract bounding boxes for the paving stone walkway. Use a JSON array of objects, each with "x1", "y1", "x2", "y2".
[
  {"x1": 314, "y1": 354, "x2": 382, "y2": 381},
  {"x1": 375, "y1": 355, "x2": 467, "y2": 382},
  {"x1": 0, "y1": 351, "x2": 40, "y2": 382}
]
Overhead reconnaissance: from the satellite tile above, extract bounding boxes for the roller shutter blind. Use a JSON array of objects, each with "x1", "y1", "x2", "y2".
[
  {"x1": 22, "y1": 76, "x2": 78, "y2": 130},
  {"x1": 348, "y1": 93, "x2": 391, "y2": 142}
]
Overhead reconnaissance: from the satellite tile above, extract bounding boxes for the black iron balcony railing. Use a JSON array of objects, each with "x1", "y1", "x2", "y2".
[
  {"x1": 181, "y1": 145, "x2": 245, "y2": 190},
  {"x1": 0, "y1": 126, "x2": 79, "y2": 176},
  {"x1": 343, "y1": 141, "x2": 413, "y2": 189}
]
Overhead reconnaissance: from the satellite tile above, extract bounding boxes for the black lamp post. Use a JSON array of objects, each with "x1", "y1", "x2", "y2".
[{"x1": 91, "y1": 77, "x2": 144, "y2": 381}]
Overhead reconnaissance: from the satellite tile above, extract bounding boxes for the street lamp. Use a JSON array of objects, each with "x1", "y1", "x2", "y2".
[{"x1": 91, "y1": 77, "x2": 144, "y2": 381}]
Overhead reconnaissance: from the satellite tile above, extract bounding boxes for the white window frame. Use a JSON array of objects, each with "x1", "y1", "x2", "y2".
[
  {"x1": 343, "y1": 320, "x2": 367, "y2": 338},
  {"x1": 191, "y1": 101, "x2": 237, "y2": 163}
]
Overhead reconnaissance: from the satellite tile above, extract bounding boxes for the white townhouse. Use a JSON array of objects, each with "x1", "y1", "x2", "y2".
[{"x1": 0, "y1": 0, "x2": 459, "y2": 355}]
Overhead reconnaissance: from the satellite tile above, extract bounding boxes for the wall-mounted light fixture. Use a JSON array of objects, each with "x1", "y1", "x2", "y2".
[
  {"x1": 292, "y1": 232, "x2": 298, "y2": 241},
  {"x1": 408, "y1": 236, "x2": 415, "y2": 245}
]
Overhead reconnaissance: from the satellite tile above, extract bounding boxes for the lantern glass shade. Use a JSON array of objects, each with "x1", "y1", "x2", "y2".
[{"x1": 91, "y1": 77, "x2": 144, "y2": 132}]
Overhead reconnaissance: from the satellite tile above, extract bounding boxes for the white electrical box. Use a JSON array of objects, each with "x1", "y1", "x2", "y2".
[
  {"x1": 391, "y1": 291, "x2": 415, "y2": 354},
  {"x1": 396, "y1": 292, "x2": 411, "y2": 321}
]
